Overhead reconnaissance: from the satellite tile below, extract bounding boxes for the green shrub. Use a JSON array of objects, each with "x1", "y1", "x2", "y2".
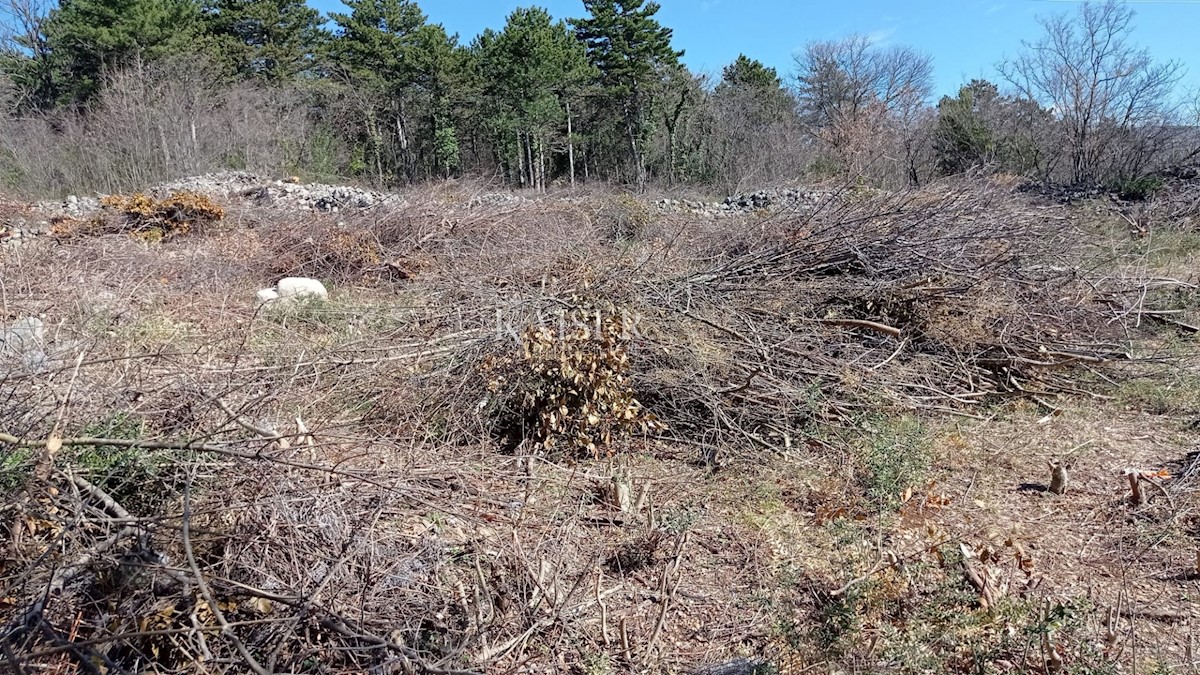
[
  {"x1": 1112, "y1": 175, "x2": 1163, "y2": 201},
  {"x1": 856, "y1": 415, "x2": 931, "y2": 510},
  {"x1": 71, "y1": 412, "x2": 171, "y2": 512}
]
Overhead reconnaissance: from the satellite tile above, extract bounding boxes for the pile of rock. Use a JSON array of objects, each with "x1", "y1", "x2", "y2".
[
  {"x1": 0, "y1": 218, "x2": 51, "y2": 247},
  {"x1": 468, "y1": 192, "x2": 526, "y2": 208},
  {"x1": 654, "y1": 187, "x2": 834, "y2": 218},
  {"x1": 29, "y1": 173, "x2": 392, "y2": 219},
  {"x1": 30, "y1": 193, "x2": 100, "y2": 220},
  {"x1": 237, "y1": 180, "x2": 387, "y2": 212},
  {"x1": 723, "y1": 187, "x2": 829, "y2": 211},
  {"x1": 157, "y1": 172, "x2": 389, "y2": 213}
]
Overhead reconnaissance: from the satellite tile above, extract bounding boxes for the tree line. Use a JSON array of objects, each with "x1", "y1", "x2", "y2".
[{"x1": 0, "y1": 0, "x2": 1194, "y2": 195}]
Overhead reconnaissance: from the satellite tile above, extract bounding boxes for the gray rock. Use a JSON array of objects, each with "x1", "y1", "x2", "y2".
[{"x1": 1, "y1": 316, "x2": 45, "y2": 352}]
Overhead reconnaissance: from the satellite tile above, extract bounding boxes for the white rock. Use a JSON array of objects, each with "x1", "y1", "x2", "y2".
[
  {"x1": 255, "y1": 288, "x2": 281, "y2": 307},
  {"x1": 275, "y1": 277, "x2": 328, "y2": 300}
]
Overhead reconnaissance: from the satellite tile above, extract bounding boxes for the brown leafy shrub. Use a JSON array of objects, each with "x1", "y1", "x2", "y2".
[
  {"x1": 99, "y1": 191, "x2": 225, "y2": 240},
  {"x1": 49, "y1": 214, "x2": 106, "y2": 238},
  {"x1": 483, "y1": 302, "x2": 665, "y2": 457}
]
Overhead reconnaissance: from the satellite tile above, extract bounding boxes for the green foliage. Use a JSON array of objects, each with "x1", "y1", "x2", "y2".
[
  {"x1": 0, "y1": 448, "x2": 35, "y2": 492},
  {"x1": 477, "y1": 6, "x2": 593, "y2": 185},
  {"x1": 720, "y1": 54, "x2": 782, "y2": 91},
  {"x1": 202, "y1": 0, "x2": 326, "y2": 81},
  {"x1": 328, "y1": 0, "x2": 467, "y2": 179},
  {"x1": 1111, "y1": 175, "x2": 1163, "y2": 201},
  {"x1": 855, "y1": 415, "x2": 930, "y2": 510},
  {"x1": 934, "y1": 80, "x2": 999, "y2": 175},
  {"x1": 42, "y1": 0, "x2": 206, "y2": 102},
  {"x1": 328, "y1": 0, "x2": 427, "y2": 89},
  {"x1": 933, "y1": 79, "x2": 1051, "y2": 177},
  {"x1": 572, "y1": 0, "x2": 682, "y2": 184},
  {"x1": 0, "y1": 14, "x2": 58, "y2": 111},
  {"x1": 71, "y1": 412, "x2": 171, "y2": 512}
]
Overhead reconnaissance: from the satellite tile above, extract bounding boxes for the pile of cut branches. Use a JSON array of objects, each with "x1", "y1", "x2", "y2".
[{"x1": 0, "y1": 177, "x2": 1186, "y2": 673}]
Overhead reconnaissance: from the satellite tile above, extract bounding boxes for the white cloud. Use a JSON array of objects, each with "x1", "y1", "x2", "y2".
[{"x1": 866, "y1": 27, "x2": 897, "y2": 45}]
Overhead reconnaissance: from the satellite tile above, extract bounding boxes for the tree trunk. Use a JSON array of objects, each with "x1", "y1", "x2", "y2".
[
  {"x1": 526, "y1": 133, "x2": 536, "y2": 188},
  {"x1": 516, "y1": 129, "x2": 526, "y2": 188},
  {"x1": 538, "y1": 137, "x2": 546, "y2": 192},
  {"x1": 395, "y1": 99, "x2": 412, "y2": 182},
  {"x1": 627, "y1": 117, "x2": 644, "y2": 189},
  {"x1": 158, "y1": 123, "x2": 170, "y2": 170},
  {"x1": 567, "y1": 101, "x2": 576, "y2": 188}
]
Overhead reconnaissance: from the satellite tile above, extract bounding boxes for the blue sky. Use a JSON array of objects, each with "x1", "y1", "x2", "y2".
[{"x1": 305, "y1": 0, "x2": 1200, "y2": 98}]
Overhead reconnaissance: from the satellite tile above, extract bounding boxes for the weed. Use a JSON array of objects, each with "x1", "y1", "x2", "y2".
[
  {"x1": 1115, "y1": 371, "x2": 1200, "y2": 414},
  {"x1": 118, "y1": 314, "x2": 197, "y2": 350},
  {"x1": 659, "y1": 505, "x2": 702, "y2": 534},
  {"x1": 577, "y1": 652, "x2": 615, "y2": 675},
  {"x1": 0, "y1": 448, "x2": 34, "y2": 492},
  {"x1": 262, "y1": 294, "x2": 337, "y2": 326},
  {"x1": 606, "y1": 530, "x2": 666, "y2": 574},
  {"x1": 1111, "y1": 175, "x2": 1163, "y2": 201},
  {"x1": 856, "y1": 415, "x2": 931, "y2": 510},
  {"x1": 69, "y1": 412, "x2": 171, "y2": 512},
  {"x1": 598, "y1": 194, "x2": 654, "y2": 242}
]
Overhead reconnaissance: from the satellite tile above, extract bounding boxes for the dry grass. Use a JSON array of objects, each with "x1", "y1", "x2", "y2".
[{"x1": 2, "y1": 177, "x2": 1200, "y2": 674}]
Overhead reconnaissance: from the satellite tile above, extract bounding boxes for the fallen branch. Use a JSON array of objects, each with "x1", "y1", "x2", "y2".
[{"x1": 819, "y1": 318, "x2": 902, "y2": 339}]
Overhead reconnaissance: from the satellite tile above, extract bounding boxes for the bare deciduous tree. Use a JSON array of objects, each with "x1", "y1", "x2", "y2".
[
  {"x1": 792, "y1": 35, "x2": 934, "y2": 184},
  {"x1": 998, "y1": 0, "x2": 1184, "y2": 184},
  {"x1": 0, "y1": 0, "x2": 53, "y2": 110}
]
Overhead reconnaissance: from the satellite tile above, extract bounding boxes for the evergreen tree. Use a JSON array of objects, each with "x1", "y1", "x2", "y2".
[
  {"x1": 719, "y1": 54, "x2": 781, "y2": 91},
  {"x1": 202, "y1": 0, "x2": 325, "y2": 81},
  {"x1": 329, "y1": 0, "x2": 465, "y2": 180},
  {"x1": 572, "y1": 0, "x2": 681, "y2": 186},
  {"x1": 933, "y1": 78, "x2": 1050, "y2": 177},
  {"x1": 480, "y1": 6, "x2": 592, "y2": 188},
  {"x1": 715, "y1": 53, "x2": 792, "y2": 116},
  {"x1": 412, "y1": 23, "x2": 468, "y2": 177},
  {"x1": 933, "y1": 80, "x2": 998, "y2": 175},
  {"x1": 42, "y1": 0, "x2": 205, "y2": 102}
]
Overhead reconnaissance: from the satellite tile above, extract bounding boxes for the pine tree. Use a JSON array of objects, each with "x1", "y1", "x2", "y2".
[
  {"x1": 329, "y1": 0, "x2": 466, "y2": 180},
  {"x1": 720, "y1": 54, "x2": 780, "y2": 90},
  {"x1": 480, "y1": 6, "x2": 592, "y2": 188},
  {"x1": 572, "y1": 0, "x2": 681, "y2": 186},
  {"x1": 42, "y1": 0, "x2": 205, "y2": 102},
  {"x1": 202, "y1": 0, "x2": 325, "y2": 81},
  {"x1": 716, "y1": 54, "x2": 793, "y2": 118}
]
